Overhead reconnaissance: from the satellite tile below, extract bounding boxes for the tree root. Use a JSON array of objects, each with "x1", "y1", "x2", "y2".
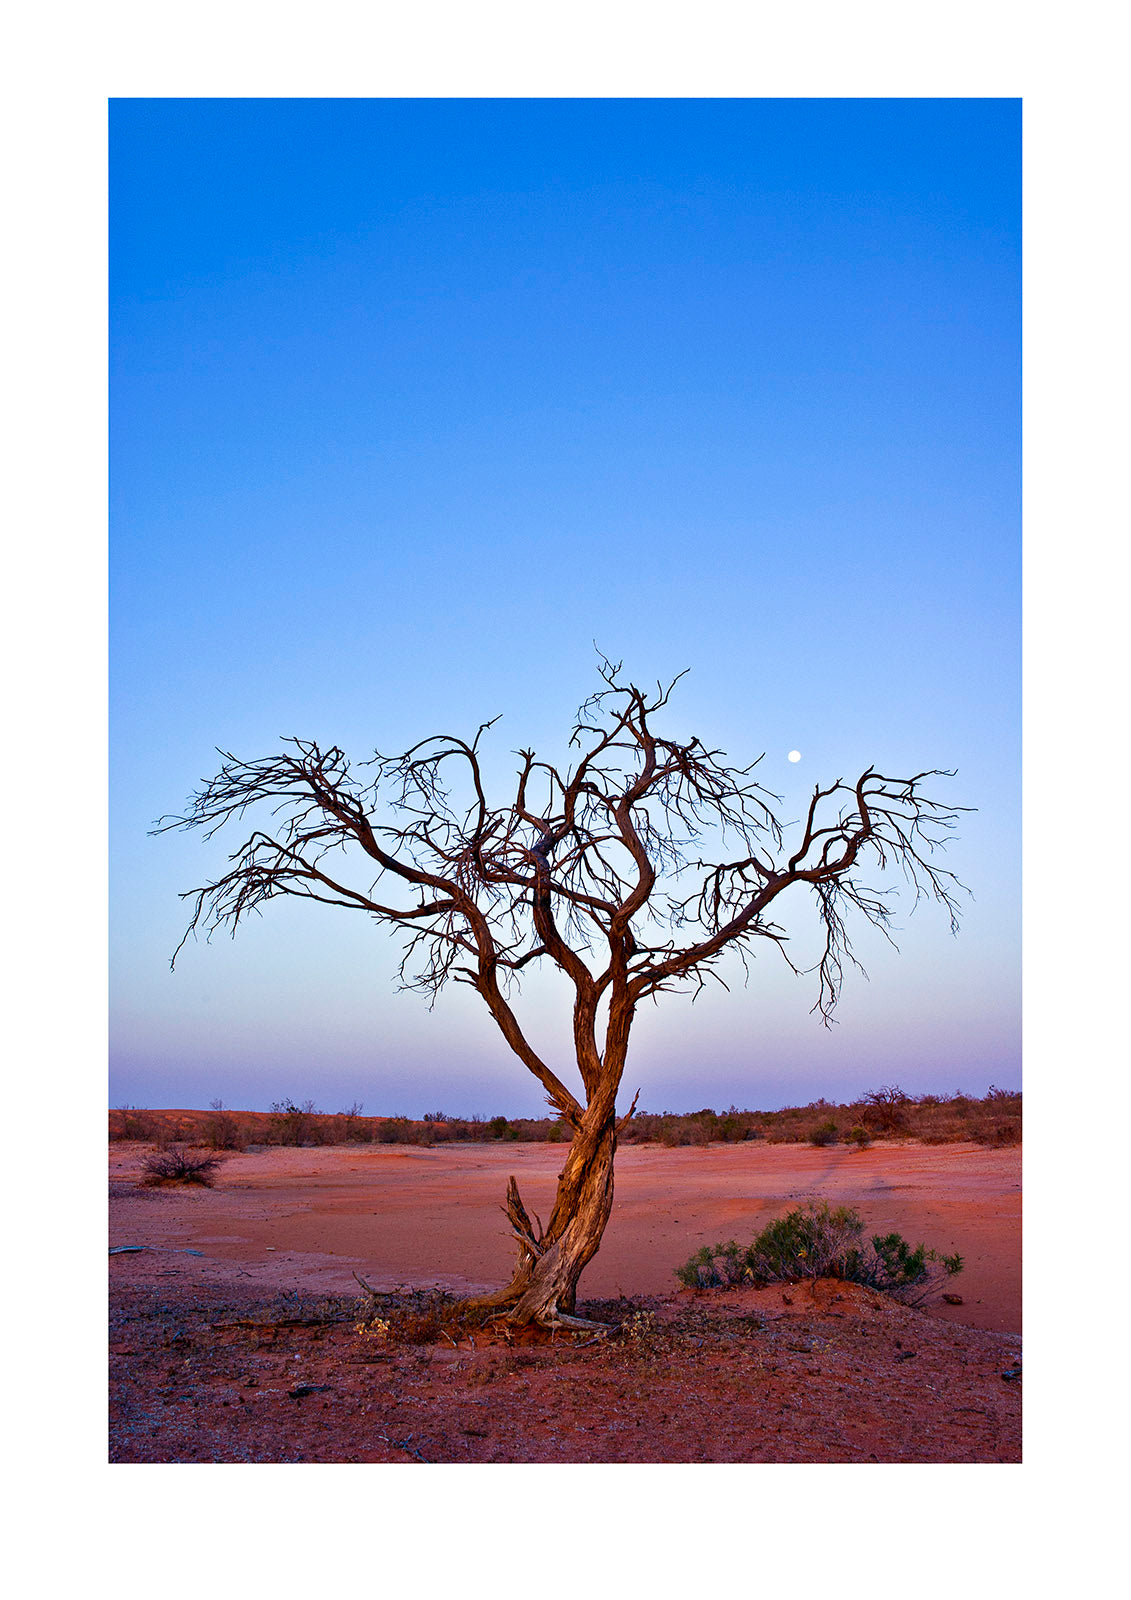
[
  {"x1": 438, "y1": 1286, "x2": 612, "y2": 1337},
  {"x1": 352, "y1": 1170, "x2": 614, "y2": 1337},
  {"x1": 487, "y1": 1309, "x2": 611, "y2": 1338},
  {"x1": 541, "y1": 1309, "x2": 611, "y2": 1336}
]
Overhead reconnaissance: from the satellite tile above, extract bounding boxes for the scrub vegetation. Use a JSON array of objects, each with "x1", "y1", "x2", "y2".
[
  {"x1": 110, "y1": 1084, "x2": 1020, "y2": 1151},
  {"x1": 675, "y1": 1200, "x2": 964, "y2": 1306},
  {"x1": 140, "y1": 1144, "x2": 224, "y2": 1186}
]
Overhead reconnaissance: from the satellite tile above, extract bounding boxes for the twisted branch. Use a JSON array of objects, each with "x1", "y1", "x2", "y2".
[{"x1": 158, "y1": 658, "x2": 970, "y2": 1122}]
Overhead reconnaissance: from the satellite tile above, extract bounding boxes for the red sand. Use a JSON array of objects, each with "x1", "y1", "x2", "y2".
[
  {"x1": 109, "y1": 1138, "x2": 1019, "y2": 1332},
  {"x1": 109, "y1": 1139, "x2": 1021, "y2": 1463}
]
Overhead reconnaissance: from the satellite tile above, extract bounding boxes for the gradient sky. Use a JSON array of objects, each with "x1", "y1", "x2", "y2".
[{"x1": 110, "y1": 98, "x2": 1020, "y2": 1116}]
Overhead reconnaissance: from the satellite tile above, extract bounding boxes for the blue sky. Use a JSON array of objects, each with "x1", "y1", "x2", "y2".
[{"x1": 110, "y1": 98, "x2": 1020, "y2": 1115}]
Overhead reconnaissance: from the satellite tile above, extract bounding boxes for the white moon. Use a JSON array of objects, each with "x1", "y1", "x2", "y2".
[{"x1": 788, "y1": 750, "x2": 802, "y2": 763}]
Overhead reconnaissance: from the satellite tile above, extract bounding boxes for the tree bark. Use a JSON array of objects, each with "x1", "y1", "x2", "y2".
[{"x1": 464, "y1": 1105, "x2": 619, "y2": 1330}]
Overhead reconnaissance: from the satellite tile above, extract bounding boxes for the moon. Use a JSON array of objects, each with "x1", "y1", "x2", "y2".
[{"x1": 788, "y1": 750, "x2": 802, "y2": 763}]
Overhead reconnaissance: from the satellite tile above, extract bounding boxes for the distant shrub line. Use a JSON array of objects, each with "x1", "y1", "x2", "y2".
[{"x1": 110, "y1": 1085, "x2": 1020, "y2": 1151}]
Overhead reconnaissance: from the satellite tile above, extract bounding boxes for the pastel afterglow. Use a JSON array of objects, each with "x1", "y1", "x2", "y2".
[{"x1": 111, "y1": 99, "x2": 1020, "y2": 1114}]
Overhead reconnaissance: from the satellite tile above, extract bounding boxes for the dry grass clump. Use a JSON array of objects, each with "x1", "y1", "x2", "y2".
[
  {"x1": 141, "y1": 1145, "x2": 224, "y2": 1186},
  {"x1": 349, "y1": 1283, "x2": 473, "y2": 1345}
]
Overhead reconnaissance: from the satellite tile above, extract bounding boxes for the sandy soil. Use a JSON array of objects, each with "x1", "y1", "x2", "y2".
[
  {"x1": 109, "y1": 1139, "x2": 1020, "y2": 1330},
  {"x1": 109, "y1": 1139, "x2": 1021, "y2": 1464}
]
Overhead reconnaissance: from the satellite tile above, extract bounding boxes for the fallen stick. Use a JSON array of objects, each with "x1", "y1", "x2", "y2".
[{"x1": 375, "y1": 1432, "x2": 430, "y2": 1464}]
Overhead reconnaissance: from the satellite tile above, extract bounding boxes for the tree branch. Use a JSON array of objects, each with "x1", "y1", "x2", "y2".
[{"x1": 160, "y1": 663, "x2": 969, "y2": 1110}]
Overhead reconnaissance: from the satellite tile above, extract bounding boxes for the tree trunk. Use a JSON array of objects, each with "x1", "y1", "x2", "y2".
[{"x1": 465, "y1": 1107, "x2": 618, "y2": 1330}]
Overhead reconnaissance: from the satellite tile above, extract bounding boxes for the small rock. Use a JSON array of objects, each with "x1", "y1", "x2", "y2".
[
  {"x1": 942, "y1": 1292, "x2": 964, "y2": 1305},
  {"x1": 289, "y1": 1383, "x2": 332, "y2": 1398},
  {"x1": 895, "y1": 1350, "x2": 917, "y2": 1361}
]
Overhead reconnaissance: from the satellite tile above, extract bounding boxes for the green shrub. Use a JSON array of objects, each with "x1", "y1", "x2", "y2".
[
  {"x1": 808, "y1": 1119, "x2": 839, "y2": 1147},
  {"x1": 854, "y1": 1231, "x2": 964, "y2": 1298},
  {"x1": 675, "y1": 1201, "x2": 963, "y2": 1306},
  {"x1": 676, "y1": 1240, "x2": 751, "y2": 1289},
  {"x1": 747, "y1": 1202, "x2": 865, "y2": 1279},
  {"x1": 846, "y1": 1125, "x2": 871, "y2": 1148}
]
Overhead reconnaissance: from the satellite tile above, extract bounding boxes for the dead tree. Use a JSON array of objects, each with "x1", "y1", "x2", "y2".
[{"x1": 158, "y1": 659, "x2": 967, "y2": 1330}]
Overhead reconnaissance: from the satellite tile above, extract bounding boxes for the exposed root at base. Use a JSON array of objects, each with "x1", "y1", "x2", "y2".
[
  {"x1": 471, "y1": 1298, "x2": 612, "y2": 1337},
  {"x1": 481, "y1": 1306, "x2": 612, "y2": 1337},
  {"x1": 543, "y1": 1310, "x2": 612, "y2": 1335},
  {"x1": 352, "y1": 1271, "x2": 611, "y2": 1339}
]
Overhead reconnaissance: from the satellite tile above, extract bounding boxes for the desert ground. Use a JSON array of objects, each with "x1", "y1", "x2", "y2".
[{"x1": 109, "y1": 1139, "x2": 1021, "y2": 1463}]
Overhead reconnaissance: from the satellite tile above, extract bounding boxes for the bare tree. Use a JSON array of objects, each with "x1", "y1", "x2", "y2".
[{"x1": 158, "y1": 659, "x2": 966, "y2": 1330}]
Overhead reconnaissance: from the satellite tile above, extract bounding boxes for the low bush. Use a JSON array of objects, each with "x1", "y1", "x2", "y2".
[
  {"x1": 859, "y1": 1232, "x2": 963, "y2": 1301},
  {"x1": 141, "y1": 1145, "x2": 224, "y2": 1187},
  {"x1": 202, "y1": 1108, "x2": 248, "y2": 1151},
  {"x1": 268, "y1": 1099, "x2": 324, "y2": 1146},
  {"x1": 808, "y1": 1119, "x2": 839, "y2": 1147},
  {"x1": 860, "y1": 1085, "x2": 911, "y2": 1133},
  {"x1": 675, "y1": 1201, "x2": 963, "y2": 1307},
  {"x1": 113, "y1": 1106, "x2": 162, "y2": 1142},
  {"x1": 972, "y1": 1122, "x2": 1022, "y2": 1147},
  {"x1": 376, "y1": 1116, "x2": 410, "y2": 1143}
]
